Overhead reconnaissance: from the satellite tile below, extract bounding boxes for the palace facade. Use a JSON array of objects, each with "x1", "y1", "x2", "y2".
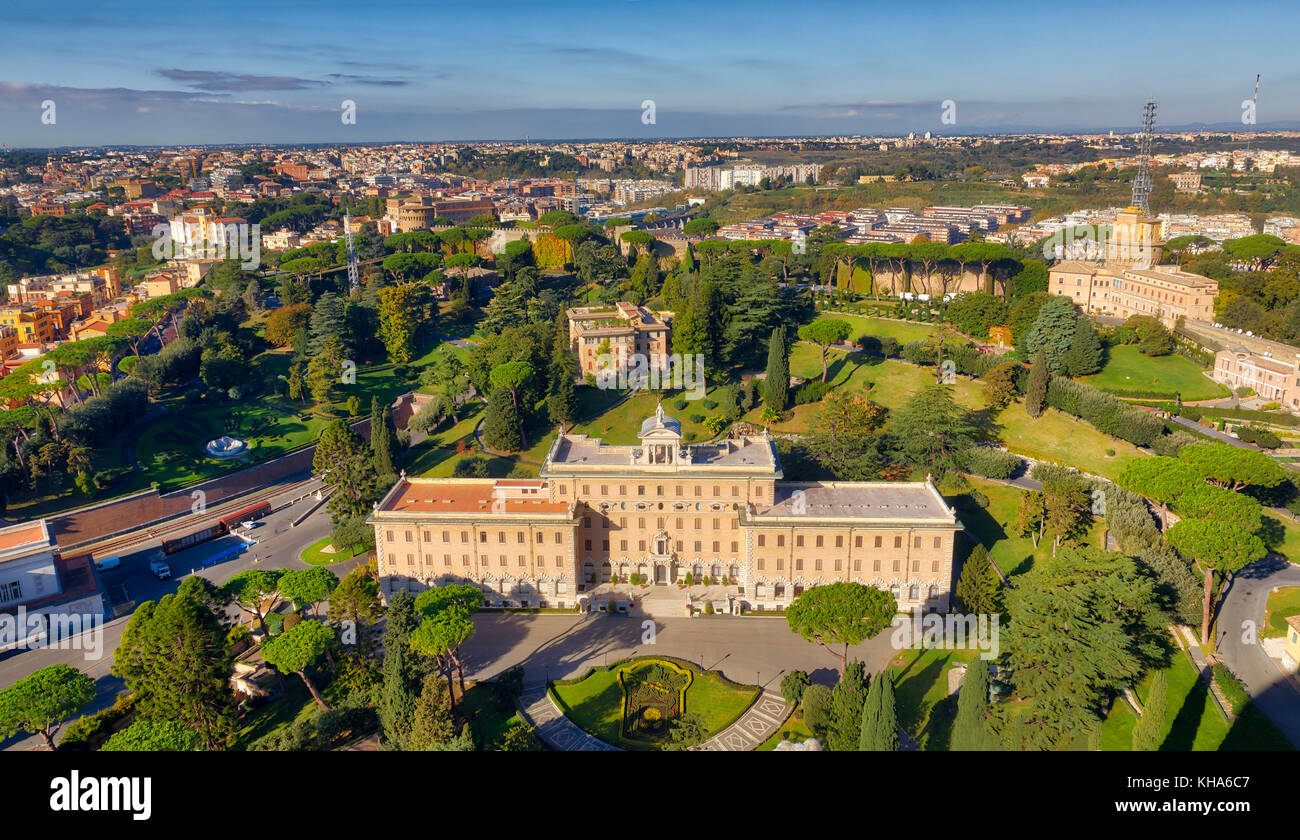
[{"x1": 369, "y1": 407, "x2": 960, "y2": 613}]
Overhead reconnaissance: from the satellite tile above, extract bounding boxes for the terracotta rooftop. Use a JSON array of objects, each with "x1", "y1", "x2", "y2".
[
  {"x1": 378, "y1": 479, "x2": 570, "y2": 516},
  {"x1": 0, "y1": 522, "x2": 47, "y2": 552}
]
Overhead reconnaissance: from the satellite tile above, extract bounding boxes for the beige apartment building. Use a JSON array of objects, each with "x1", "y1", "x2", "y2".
[
  {"x1": 1212, "y1": 347, "x2": 1300, "y2": 408},
  {"x1": 567, "y1": 302, "x2": 672, "y2": 377},
  {"x1": 1050, "y1": 261, "x2": 1218, "y2": 327},
  {"x1": 370, "y1": 407, "x2": 960, "y2": 613}
]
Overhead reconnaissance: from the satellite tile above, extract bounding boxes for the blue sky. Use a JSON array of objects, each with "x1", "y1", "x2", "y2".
[{"x1": 1, "y1": 0, "x2": 1297, "y2": 146}]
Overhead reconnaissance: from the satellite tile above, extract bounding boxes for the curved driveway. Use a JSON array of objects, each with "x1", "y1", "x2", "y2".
[{"x1": 1216, "y1": 555, "x2": 1300, "y2": 748}]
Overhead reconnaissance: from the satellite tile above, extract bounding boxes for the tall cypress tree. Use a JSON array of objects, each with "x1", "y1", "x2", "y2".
[
  {"x1": 956, "y1": 543, "x2": 1001, "y2": 615},
  {"x1": 828, "y1": 661, "x2": 869, "y2": 751},
  {"x1": 378, "y1": 642, "x2": 417, "y2": 750},
  {"x1": 859, "y1": 671, "x2": 899, "y2": 751},
  {"x1": 875, "y1": 673, "x2": 899, "y2": 751},
  {"x1": 1025, "y1": 348, "x2": 1049, "y2": 418},
  {"x1": 547, "y1": 311, "x2": 579, "y2": 429},
  {"x1": 951, "y1": 661, "x2": 994, "y2": 751},
  {"x1": 483, "y1": 386, "x2": 524, "y2": 452},
  {"x1": 858, "y1": 670, "x2": 882, "y2": 750},
  {"x1": 370, "y1": 397, "x2": 397, "y2": 479},
  {"x1": 1131, "y1": 670, "x2": 1167, "y2": 751},
  {"x1": 1062, "y1": 315, "x2": 1103, "y2": 377},
  {"x1": 764, "y1": 325, "x2": 790, "y2": 412}
]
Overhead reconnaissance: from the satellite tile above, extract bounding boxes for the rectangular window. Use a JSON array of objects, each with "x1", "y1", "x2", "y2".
[
  {"x1": 712, "y1": 541, "x2": 720, "y2": 553},
  {"x1": 913, "y1": 537, "x2": 921, "y2": 549},
  {"x1": 480, "y1": 532, "x2": 487, "y2": 543},
  {"x1": 442, "y1": 531, "x2": 450, "y2": 542},
  {"x1": 757, "y1": 558, "x2": 765, "y2": 570},
  {"x1": 758, "y1": 535, "x2": 766, "y2": 547},
  {"x1": 620, "y1": 540, "x2": 628, "y2": 551},
  {"x1": 582, "y1": 485, "x2": 590, "y2": 495},
  {"x1": 555, "y1": 533, "x2": 563, "y2": 544},
  {"x1": 639, "y1": 541, "x2": 647, "y2": 551},
  {"x1": 835, "y1": 536, "x2": 843, "y2": 548},
  {"x1": 796, "y1": 535, "x2": 804, "y2": 548},
  {"x1": 638, "y1": 485, "x2": 645, "y2": 496},
  {"x1": 777, "y1": 535, "x2": 785, "y2": 547},
  {"x1": 422, "y1": 531, "x2": 431, "y2": 542},
  {"x1": 933, "y1": 537, "x2": 941, "y2": 549},
  {"x1": 776, "y1": 558, "x2": 784, "y2": 570},
  {"x1": 443, "y1": 554, "x2": 451, "y2": 565},
  {"x1": 600, "y1": 485, "x2": 608, "y2": 496},
  {"x1": 796, "y1": 558, "x2": 804, "y2": 570},
  {"x1": 874, "y1": 536, "x2": 882, "y2": 548},
  {"x1": 518, "y1": 532, "x2": 526, "y2": 543},
  {"x1": 518, "y1": 555, "x2": 526, "y2": 566},
  {"x1": 873, "y1": 558, "x2": 880, "y2": 572},
  {"x1": 537, "y1": 532, "x2": 544, "y2": 544},
  {"x1": 856, "y1": 536, "x2": 863, "y2": 548},
  {"x1": 404, "y1": 531, "x2": 412, "y2": 542},
  {"x1": 584, "y1": 540, "x2": 592, "y2": 551},
  {"x1": 582, "y1": 516, "x2": 591, "y2": 527},
  {"x1": 406, "y1": 553, "x2": 413, "y2": 565},
  {"x1": 602, "y1": 540, "x2": 609, "y2": 551},
  {"x1": 731, "y1": 541, "x2": 738, "y2": 553},
  {"x1": 386, "y1": 530, "x2": 394, "y2": 542},
  {"x1": 892, "y1": 558, "x2": 900, "y2": 572},
  {"x1": 893, "y1": 536, "x2": 902, "y2": 549},
  {"x1": 694, "y1": 541, "x2": 702, "y2": 552}
]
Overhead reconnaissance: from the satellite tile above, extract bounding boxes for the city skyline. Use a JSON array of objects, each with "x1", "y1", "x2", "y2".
[{"x1": 2, "y1": 0, "x2": 1298, "y2": 146}]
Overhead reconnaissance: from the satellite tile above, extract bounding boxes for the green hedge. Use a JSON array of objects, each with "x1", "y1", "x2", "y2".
[{"x1": 1211, "y1": 664, "x2": 1251, "y2": 716}]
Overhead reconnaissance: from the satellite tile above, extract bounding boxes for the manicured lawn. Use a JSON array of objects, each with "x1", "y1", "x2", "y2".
[
  {"x1": 1098, "y1": 652, "x2": 1290, "y2": 751},
  {"x1": 756, "y1": 709, "x2": 815, "y2": 751},
  {"x1": 1262, "y1": 514, "x2": 1300, "y2": 565},
  {"x1": 812, "y1": 312, "x2": 937, "y2": 346},
  {"x1": 889, "y1": 647, "x2": 981, "y2": 750},
  {"x1": 549, "y1": 656, "x2": 759, "y2": 750},
  {"x1": 997, "y1": 402, "x2": 1147, "y2": 480},
  {"x1": 1082, "y1": 346, "x2": 1229, "y2": 401},
  {"x1": 569, "y1": 389, "x2": 724, "y2": 445},
  {"x1": 299, "y1": 536, "x2": 366, "y2": 566},
  {"x1": 130, "y1": 398, "x2": 329, "y2": 492},
  {"x1": 955, "y1": 476, "x2": 1047, "y2": 580},
  {"x1": 1263, "y1": 586, "x2": 1300, "y2": 639}
]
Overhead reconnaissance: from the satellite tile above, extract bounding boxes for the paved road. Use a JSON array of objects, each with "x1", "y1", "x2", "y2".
[
  {"x1": 1215, "y1": 556, "x2": 1300, "y2": 749},
  {"x1": 0, "y1": 497, "x2": 361, "y2": 750},
  {"x1": 460, "y1": 612, "x2": 900, "y2": 693}
]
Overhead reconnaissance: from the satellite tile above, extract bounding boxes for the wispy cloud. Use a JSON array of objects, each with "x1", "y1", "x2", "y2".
[{"x1": 155, "y1": 69, "x2": 326, "y2": 91}]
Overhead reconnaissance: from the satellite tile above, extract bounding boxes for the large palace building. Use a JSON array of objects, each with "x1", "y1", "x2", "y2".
[{"x1": 369, "y1": 407, "x2": 961, "y2": 614}]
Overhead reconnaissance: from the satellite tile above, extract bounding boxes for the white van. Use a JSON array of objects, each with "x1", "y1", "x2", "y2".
[{"x1": 95, "y1": 555, "x2": 121, "y2": 572}]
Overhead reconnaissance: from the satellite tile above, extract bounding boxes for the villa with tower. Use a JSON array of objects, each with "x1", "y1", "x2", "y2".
[{"x1": 368, "y1": 406, "x2": 960, "y2": 615}]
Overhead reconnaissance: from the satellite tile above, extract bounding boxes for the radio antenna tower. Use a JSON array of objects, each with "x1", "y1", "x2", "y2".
[
  {"x1": 1131, "y1": 97, "x2": 1157, "y2": 215},
  {"x1": 1246, "y1": 74, "x2": 1261, "y2": 160},
  {"x1": 344, "y1": 210, "x2": 359, "y2": 294}
]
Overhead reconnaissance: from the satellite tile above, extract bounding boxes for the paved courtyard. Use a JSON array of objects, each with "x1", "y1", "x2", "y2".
[{"x1": 465, "y1": 612, "x2": 898, "y2": 692}]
